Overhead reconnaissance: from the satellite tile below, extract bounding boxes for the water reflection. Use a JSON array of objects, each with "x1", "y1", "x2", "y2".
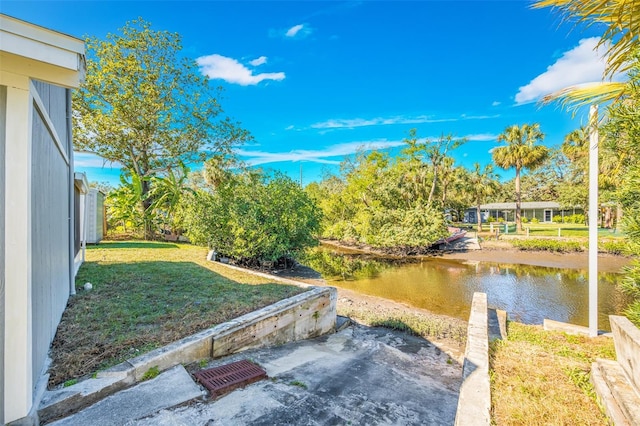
[{"x1": 302, "y1": 246, "x2": 630, "y2": 331}]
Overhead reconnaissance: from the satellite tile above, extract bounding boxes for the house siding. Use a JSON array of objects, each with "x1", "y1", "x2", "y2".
[
  {"x1": 0, "y1": 84, "x2": 6, "y2": 425},
  {"x1": 30, "y1": 82, "x2": 71, "y2": 388}
]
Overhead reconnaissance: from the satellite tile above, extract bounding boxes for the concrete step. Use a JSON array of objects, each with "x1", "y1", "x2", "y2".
[
  {"x1": 591, "y1": 359, "x2": 640, "y2": 426},
  {"x1": 488, "y1": 308, "x2": 507, "y2": 342},
  {"x1": 336, "y1": 315, "x2": 351, "y2": 332},
  {"x1": 48, "y1": 365, "x2": 204, "y2": 426}
]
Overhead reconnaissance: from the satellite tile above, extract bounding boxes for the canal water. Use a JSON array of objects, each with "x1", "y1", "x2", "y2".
[{"x1": 301, "y1": 246, "x2": 630, "y2": 331}]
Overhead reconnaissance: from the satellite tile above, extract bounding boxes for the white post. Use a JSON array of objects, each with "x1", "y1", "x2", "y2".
[
  {"x1": 3, "y1": 81, "x2": 34, "y2": 422},
  {"x1": 588, "y1": 105, "x2": 599, "y2": 337}
]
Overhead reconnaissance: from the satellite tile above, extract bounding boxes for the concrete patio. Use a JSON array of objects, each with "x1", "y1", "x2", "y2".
[{"x1": 52, "y1": 324, "x2": 462, "y2": 425}]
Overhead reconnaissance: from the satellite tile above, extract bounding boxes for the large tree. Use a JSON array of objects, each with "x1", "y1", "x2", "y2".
[
  {"x1": 74, "y1": 18, "x2": 250, "y2": 238},
  {"x1": 493, "y1": 124, "x2": 549, "y2": 232}
]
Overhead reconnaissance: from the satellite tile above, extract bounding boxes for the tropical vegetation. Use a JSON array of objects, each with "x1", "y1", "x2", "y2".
[
  {"x1": 492, "y1": 124, "x2": 549, "y2": 232},
  {"x1": 183, "y1": 168, "x2": 322, "y2": 266},
  {"x1": 74, "y1": 18, "x2": 250, "y2": 238},
  {"x1": 305, "y1": 131, "x2": 467, "y2": 252}
]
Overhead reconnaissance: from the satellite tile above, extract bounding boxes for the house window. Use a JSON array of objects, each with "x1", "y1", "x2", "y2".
[{"x1": 544, "y1": 209, "x2": 552, "y2": 222}]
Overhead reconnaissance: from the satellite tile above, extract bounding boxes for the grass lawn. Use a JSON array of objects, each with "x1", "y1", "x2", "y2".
[
  {"x1": 490, "y1": 322, "x2": 615, "y2": 425},
  {"x1": 524, "y1": 223, "x2": 624, "y2": 238},
  {"x1": 49, "y1": 241, "x2": 307, "y2": 388}
]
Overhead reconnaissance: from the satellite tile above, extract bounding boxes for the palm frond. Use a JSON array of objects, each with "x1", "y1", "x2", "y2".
[
  {"x1": 533, "y1": 0, "x2": 640, "y2": 78},
  {"x1": 538, "y1": 81, "x2": 627, "y2": 110}
]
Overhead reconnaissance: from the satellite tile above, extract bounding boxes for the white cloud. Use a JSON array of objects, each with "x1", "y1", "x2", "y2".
[
  {"x1": 285, "y1": 125, "x2": 295, "y2": 130},
  {"x1": 249, "y1": 56, "x2": 268, "y2": 66},
  {"x1": 465, "y1": 133, "x2": 498, "y2": 141},
  {"x1": 286, "y1": 24, "x2": 304, "y2": 37},
  {"x1": 74, "y1": 152, "x2": 121, "y2": 168},
  {"x1": 271, "y1": 23, "x2": 313, "y2": 39},
  {"x1": 197, "y1": 54, "x2": 285, "y2": 86},
  {"x1": 311, "y1": 114, "x2": 499, "y2": 130},
  {"x1": 515, "y1": 37, "x2": 621, "y2": 105},
  {"x1": 236, "y1": 139, "x2": 405, "y2": 166},
  {"x1": 492, "y1": 101, "x2": 501, "y2": 107}
]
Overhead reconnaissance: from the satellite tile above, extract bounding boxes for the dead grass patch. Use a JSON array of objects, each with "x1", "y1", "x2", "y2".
[
  {"x1": 49, "y1": 241, "x2": 306, "y2": 388},
  {"x1": 490, "y1": 322, "x2": 615, "y2": 425}
]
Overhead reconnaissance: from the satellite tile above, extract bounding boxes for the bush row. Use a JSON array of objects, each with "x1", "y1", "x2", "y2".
[
  {"x1": 510, "y1": 239, "x2": 583, "y2": 253},
  {"x1": 510, "y1": 238, "x2": 629, "y2": 254}
]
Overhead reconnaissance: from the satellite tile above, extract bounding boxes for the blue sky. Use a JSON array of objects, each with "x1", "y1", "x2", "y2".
[{"x1": 3, "y1": 1, "x2": 613, "y2": 186}]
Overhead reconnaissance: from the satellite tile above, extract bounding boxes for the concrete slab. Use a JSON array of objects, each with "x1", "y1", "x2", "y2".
[
  {"x1": 131, "y1": 325, "x2": 462, "y2": 426},
  {"x1": 455, "y1": 292, "x2": 490, "y2": 426},
  {"x1": 446, "y1": 237, "x2": 481, "y2": 251},
  {"x1": 48, "y1": 365, "x2": 204, "y2": 426}
]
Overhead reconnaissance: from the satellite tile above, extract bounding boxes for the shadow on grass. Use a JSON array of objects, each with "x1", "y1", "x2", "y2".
[{"x1": 88, "y1": 241, "x2": 179, "y2": 250}]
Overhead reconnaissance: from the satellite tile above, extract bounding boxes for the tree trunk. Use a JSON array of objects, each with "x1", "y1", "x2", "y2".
[
  {"x1": 476, "y1": 196, "x2": 483, "y2": 232},
  {"x1": 604, "y1": 206, "x2": 612, "y2": 229},
  {"x1": 428, "y1": 166, "x2": 438, "y2": 206},
  {"x1": 142, "y1": 179, "x2": 154, "y2": 240},
  {"x1": 515, "y1": 166, "x2": 522, "y2": 232}
]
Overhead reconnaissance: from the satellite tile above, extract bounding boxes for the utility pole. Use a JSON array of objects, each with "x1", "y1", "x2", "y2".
[
  {"x1": 299, "y1": 163, "x2": 303, "y2": 187},
  {"x1": 588, "y1": 104, "x2": 599, "y2": 337}
]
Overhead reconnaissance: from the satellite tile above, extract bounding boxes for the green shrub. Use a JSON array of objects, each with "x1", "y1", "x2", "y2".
[
  {"x1": 497, "y1": 217, "x2": 505, "y2": 223},
  {"x1": 487, "y1": 216, "x2": 496, "y2": 223},
  {"x1": 184, "y1": 171, "x2": 322, "y2": 263},
  {"x1": 511, "y1": 239, "x2": 583, "y2": 253},
  {"x1": 599, "y1": 240, "x2": 628, "y2": 255},
  {"x1": 521, "y1": 217, "x2": 529, "y2": 224},
  {"x1": 553, "y1": 215, "x2": 563, "y2": 224},
  {"x1": 569, "y1": 214, "x2": 585, "y2": 224},
  {"x1": 530, "y1": 217, "x2": 540, "y2": 224}
]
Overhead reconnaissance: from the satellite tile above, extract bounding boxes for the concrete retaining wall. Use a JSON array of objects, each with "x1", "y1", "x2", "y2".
[
  {"x1": 455, "y1": 292, "x2": 491, "y2": 426},
  {"x1": 610, "y1": 315, "x2": 640, "y2": 392},
  {"x1": 591, "y1": 315, "x2": 640, "y2": 425},
  {"x1": 39, "y1": 285, "x2": 337, "y2": 423}
]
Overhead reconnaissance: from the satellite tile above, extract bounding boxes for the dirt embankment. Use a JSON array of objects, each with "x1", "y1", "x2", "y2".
[{"x1": 321, "y1": 238, "x2": 633, "y2": 273}]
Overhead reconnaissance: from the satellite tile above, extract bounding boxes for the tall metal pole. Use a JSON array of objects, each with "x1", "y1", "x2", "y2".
[{"x1": 588, "y1": 104, "x2": 599, "y2": 337}]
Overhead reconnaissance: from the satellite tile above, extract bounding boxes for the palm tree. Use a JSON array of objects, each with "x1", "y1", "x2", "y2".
[
  {"x1": 493, "y1": 124, "x2": 549, "y2": 232},
  {"x1": 468, "y1": 163, "x2": 499, "y2": 232},
  {"x1": 533, "y1": 0, "x2": 640, "y2": 108}
]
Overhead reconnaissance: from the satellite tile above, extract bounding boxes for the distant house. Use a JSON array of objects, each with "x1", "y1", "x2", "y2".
[
  {"x1": 0, "y1": 14, "x2": 86, "y2": 424},
  {"x1": 85, "y1": 188, "x2": 106, "y2": 244},
  {"x1": 464, "y1": 202, "x2": 584, "y2": 224}
]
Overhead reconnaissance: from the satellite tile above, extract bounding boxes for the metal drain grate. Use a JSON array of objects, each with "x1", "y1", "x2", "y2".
[{"x1": 193, "y1": 359, "x2": 267, "y2": 398}]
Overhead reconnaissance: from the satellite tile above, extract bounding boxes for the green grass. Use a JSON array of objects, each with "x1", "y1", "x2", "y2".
[
  {"x1": 49, "y1": 241, "x2": 307, "y2": 387},
  {"x1": 521, "y1": 223, "x2": 625, "y2": 238},
  {"x1": 338, "y1": 307, "x2": 467, "y2": 343},
  {"x1": 490, "y1": 322, "x2": 615, "y2": 425}
]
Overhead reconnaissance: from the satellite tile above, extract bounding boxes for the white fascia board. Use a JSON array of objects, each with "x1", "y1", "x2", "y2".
[
  {"x1": 74, "y1": 172, "x2": 89, "y2": 194},
  {"x1": 0, "y1": 14, "x2": 84, "y2": 64},
  {"x1": 0, "y1": 14, "x2": 85, "y2": 85}
]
